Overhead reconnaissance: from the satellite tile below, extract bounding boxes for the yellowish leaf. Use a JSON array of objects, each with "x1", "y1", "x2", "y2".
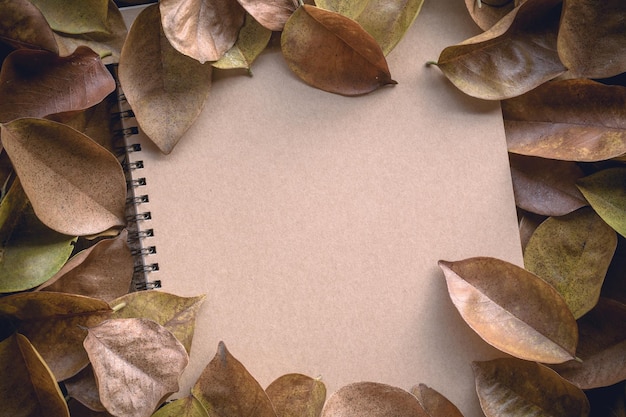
[{"x1": 266, "y1": 374, "x2": 326, "y2": 417}]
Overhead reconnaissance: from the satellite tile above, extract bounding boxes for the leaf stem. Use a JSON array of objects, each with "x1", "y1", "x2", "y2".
[{"x1": 111, "y1": 302, "x2": 126, "y2": 312}]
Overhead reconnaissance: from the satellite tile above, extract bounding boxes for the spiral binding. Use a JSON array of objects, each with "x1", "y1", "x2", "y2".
[{"x1": 110, "y1": 64, "x2": 161, "y2": 291}]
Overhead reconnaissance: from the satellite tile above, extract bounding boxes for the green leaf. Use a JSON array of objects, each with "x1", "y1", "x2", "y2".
[
  {"x1": 29, "y1": 0, "x2": 110, "y2": 35},
  {"x1": 151, "y1": 396, "x2": 209, "y2": 417},
  {"x1": 577, "y1": 167, "x2": 626, "y2": 237},
  {"x1": 212, "y1": 14, "x2": 272, "y2": 71}
]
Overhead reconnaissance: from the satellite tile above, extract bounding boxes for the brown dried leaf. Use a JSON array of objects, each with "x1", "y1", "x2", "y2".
[
  {"x1": 111, "y1": 291, "x2": 206, "y2": 354},
  {"x1": 37, "y1": 230, "x2": 133, "y2": 302},
  {"x1": 65, "y1": 365, "x2": 107, "y2": 412},
  {"x1": 212, "y1": 14, "x2": 272, "y2": 70},
  {"x1": 0, "y1": 0, "x2": 58, "y2": 53},
  {"x1": 463, "y1": 0, "x2": 516, "y2": 31},
  {"x1": 1, "y1": 117, "x2": 127, "y2": 236},
  {"x1": 266, "y1": 374, "x2": 327, "y2": 417},
  {"x1": 0, "y1": 333, "x2": 70, "y2": 417},
  {"x1": 435, "y1": 0, "x2": 565, "y2": 100},
  {"x1": 192, "y1": 342, "x2": 277, "y2": 417},
  {"x1": 552, "y1": 298, "x2": 626, "y2": 389},
  {"x1": 504, "y1": 79, "x2": 626, "y2": 161},
  {"x1": 84, "y1": 318, "x2": 189, "y2": 417},
  {"x1": 119, "y1": 4, "x2": 213, "y2": 154},
  {"x1": 524, "y1": 207, "x2": 617, "y2": 318},
  {"x1": 151, "y1": 396, "x2": 210, "y2": 417},
  {"x1": 236, "y1": 0, "x2": 296, "y2": 31},
  {"x1": 473, "y1": 358, "x2": 590, "y2": 417},
  {"x1": 160, "y1": 0, "x2": 245, "y2": 63},
  {"x1": 518, "y1": 210, "x2": 546, "y2": 253},
  {"x1": 438, "y1": 257, "x2": 578, "y2": 363},
  {"x1": 321, "y1": 382, "x2": 428, "y2": 417},
  {"x1": 410, "y1": 383, "x2": 464, "y2": 417},
  {"x1": 0, "y1": 292, "x2": 112, "y2": 381},
  {"x1": 509, "y1": 153, "x2": 587, "y2": 216},
  {"x1": 29, "y1": 0, "x2": 110, "y2": 35},
  {"x1": 0, "y1": 46, "x2": 116, "y2": 123},
  {"x1": 558, "y1": 0, "x2": 626, "y2": 79}
]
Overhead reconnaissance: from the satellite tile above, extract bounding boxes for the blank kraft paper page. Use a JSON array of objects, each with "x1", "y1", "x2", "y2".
[{"x1": 123, "y1": 1, "x2": 523, "y2": 416}]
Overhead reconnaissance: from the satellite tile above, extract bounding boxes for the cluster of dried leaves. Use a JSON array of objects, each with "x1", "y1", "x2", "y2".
[{"x1": 0, "y1": 0, "x2": 625, "y2": 416}]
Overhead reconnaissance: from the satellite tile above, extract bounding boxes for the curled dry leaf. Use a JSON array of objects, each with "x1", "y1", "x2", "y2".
[
  {"x1": 0, "y1": 333, "x2": 70, "y2": 417},
  {"x1": 119, "y1": 4, "x2": 213, "y2": 154},
  {"x1": 29, "y1": 0, "x2": 109, "y2": 35},
  {"x1": 0, "y1": 46, "x2": 116, "y2": 123},
  {"x1": 0, "y1": 0, "x2": 58, "y2": 53},
  {"x1": 435, "y1": 0, "x2": 566, "y2": 100},
  {"x1": 160, "y1": 0, "x2": 245, "y2": 63},
  {"x1": 438, "y1": 257, "x2": 578, "y2": 363},
  {"x1": 212, "y1": 14, "x2": 272, "y2": 71},
  {"x1": 37, "y1": 229, "x2": 133, "y2": 302},
  {"x1": 524, "y1": 207, "x2": 617, "y2": 319},
  {"x1": 518, "y1": 210, "x2": 546, "y2": 253},
  {"x1": 557, "y1": 0, "x2": 626, "y2": 79},
  {"x1": 281, "y1": 5, "x2": 396, "y2": 96},
  {"x1": 503, "y1": 79, "x2": 626, "y2": 162},
  {"x1": 0, "y1": 291, "x2": 112, "y2": 381},
  {"x1": 192, "y1": 342, "x2": 277, "y2": 417},
  {"x1": 410, "y1": 383, "x2": 464, "y2": 417},
  {"x1": 321, "y1": 382, "x2": 428, "y2": 417},
  {"x1": 463, "y1": 0, "x2": 516, "y2": 31},
  {"x1": 1, "y1": 118, "x2": 127, "y2": 236},
  {"x1": 236, "y1": 0, "x2": 296, "y2": 31},
  {"x1": 151, "y1": 396, "x2": 209, "y2": 417},
  {"x1": 266, "y1": 373, "x2": 327, "y2": 417},
  {"x1": 551, "y1": 298, "x2": 626, "y2": 389},
  {"x1": 577, "y1": 167, "x2": 626, "y2": 237},
  {"x1": 65, "y1": 365, "x2": 107, "y2": 412},
  {"x1": 84, "y1": 318, "x2": 189, "y2": 417},
  {"x1": 316, "y1": 0, "x2": 425, "y2": 56},
  {"x1": 509, "y1": 153, "x2": 587, "y2": 217},
  {"x1": 473, "y1": 358, "x2": 590, "y2": 417},
  {"x1": 111, "y1": 290, "x2": 206, "y2": 354}
]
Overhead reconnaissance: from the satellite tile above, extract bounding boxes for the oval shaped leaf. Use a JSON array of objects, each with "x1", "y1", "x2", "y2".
[
  {"x1": 435, "y1": 0, "x2": 565, "y2": 100},
  {"x1": 152, "y1": 395, "x2": 209, "y2": 417},
  {"x1": 577, "y1": 167, "x2": 626, "y2": 237},
  {"x1": 119, "y1": 4, "x2": 213, "y2": 154},
  {"x1": 0, "y1": 46, "x2": 116, "y2": 123},
  {"x1": 236, "y1": 0, "x2": 296, "y2": 31},
  {"x1": 524, "y1": 207, "x2": 617, "y2": 318},
  {"x1": 266, "y1": 374, "x2": 327, "y2": 417},
  {"x1": 65, "y1": 365, "x2": 107, "y2": 412},
  {"x1": 473, "y1": 358, "x2": 590, "y2": 417},
  {"x1": 509, "y1": 153, "x2": 588, "y2": 216},
  {"x1": 463, "y1": 0, "x2": 516, "y2": 31},
  {"x1": 321, "y1": 382, "x2": 428, "y2": 417},
  {"x1": 281, "y1": 5, "x2": 397, "y2": 96},
  {"x1": 212, "y1": 14, "x2": 272, "y2": 70},
  {"x1": 192, "y1": 342, "x2": 277, "y2": 417},
  {"x1": 410, "y1": 383, "x2": 464, "y2": 417},
  {"x1": 0, "y1": 333, "x2": 70, "y2": 417},
  {"x1": 160, "y1": 0, "x2": 245, "y2": 63},
  {"x1": 0, "y1": 0, "x2": 58, "y2": 53},
  {"x1": 84, "y1": 318, "x2": 189, "y2": 417},
  {"x1": 29, "y1": 0, "x2": 110, "y2": 35},
  {"x1": 438, "y1": 257, "x2": 578, "y2": 363},
  {"x1": 557, "y1": 0, "x2": 626, "y2": 79},
  {"x1": 503, "y1": 79, "x2": 626, "y2": 161}
]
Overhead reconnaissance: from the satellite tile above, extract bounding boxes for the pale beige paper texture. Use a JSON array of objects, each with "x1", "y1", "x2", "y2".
[{"x1": 122, "y1": 2, "x2": 523, "y2": 416}]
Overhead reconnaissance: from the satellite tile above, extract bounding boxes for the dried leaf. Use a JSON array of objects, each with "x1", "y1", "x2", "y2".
[
  {"x1": 509, "y1": 153, "x2": 587, "y2": 216},
  {"x1": 518, "y1": 210, "x2": 546, "y2": 253},
  {"x1": 1, "y1": 117, "x2": 127, "y2": 236},
  {"x1": 192, "y1": 342, "x2": 277, "y2": 417},
  {"x1": 434, "y1": 0, "x2": 565, "y2": 100},
  {"x1": 29, "y1": 0, "x2": 110, "y2": 35},
  {"x1": 0, "y1": 291, "x2": 112, "y2": 381},
  {"x1": 524, "y1": 207, "x2": 617, "y2": 318},
  {"x1": 0, "y1": 179, "x2": 76, "y2": 293},
  {"x1": 503, "y1": 79, "x2": 626, "y2": 161},
  {"x1": 160, "y1": 0, "x2": 245, "y2": 63},
  {"x1": 463, "y1": 0, "x2": 516, "y2": 31},
  {"x1": 557, "y1": 0, "x2": 626, "y2": 79},
  {"x1": 577, "y1": 167, "x2": 626, "y2": 237},
  {"x1": 212, "y1": 14, "x2": 272, "y2": 70},
  {"x1": 552, "y1": 298, "x2": 626, "y2": 389},
  {"x1": 0, "y1": 333, "x2": 70, "y2": 417},
  {"x1": 84, "y1": 318, "x2": 189, "y2": 417},
  {"x1": 65, "y1": 365, "x2": 107, "y2": 412},
  {"x1": 438, "y1": 257, "x2": 578, "y2": 363},
  {"x1": 236, "y1": 0, "x2": 296, "y2": 31},
  {"x1": 0, "y1": 0, "x2": 58, "y2": 53},
  {"x1": 266, "y1": 374, "x2": 327, "y2": 417},
  {"x1": 0, "y1": 46, "x2": 116, "y2": 123},
  {"x1": 473, "y1": 358, "x2": 590, "y2": 417},
  {"x1": 281, "y1": 5, "x2": 396, "y2": 96},
  {"x1": 111, "y1": 291, "x2": 206, "y2": 354},
  {"x1": 410, "y1": 383, "x2": 464, "y2": 417},
  {"x1": 151, "y1": 396, "x2": 210, "y2": 417},
  {"x1": 119, "y1": 4, "x2": 213, "y2": 154},
  {"x1": 321, "y1": 382, "x2": 428, "y2": 417}
]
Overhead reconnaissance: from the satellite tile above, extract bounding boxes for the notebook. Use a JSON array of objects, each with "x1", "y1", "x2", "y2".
[{"x1": 119, "y1": 2, "x2": 523, "y2": 416}]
